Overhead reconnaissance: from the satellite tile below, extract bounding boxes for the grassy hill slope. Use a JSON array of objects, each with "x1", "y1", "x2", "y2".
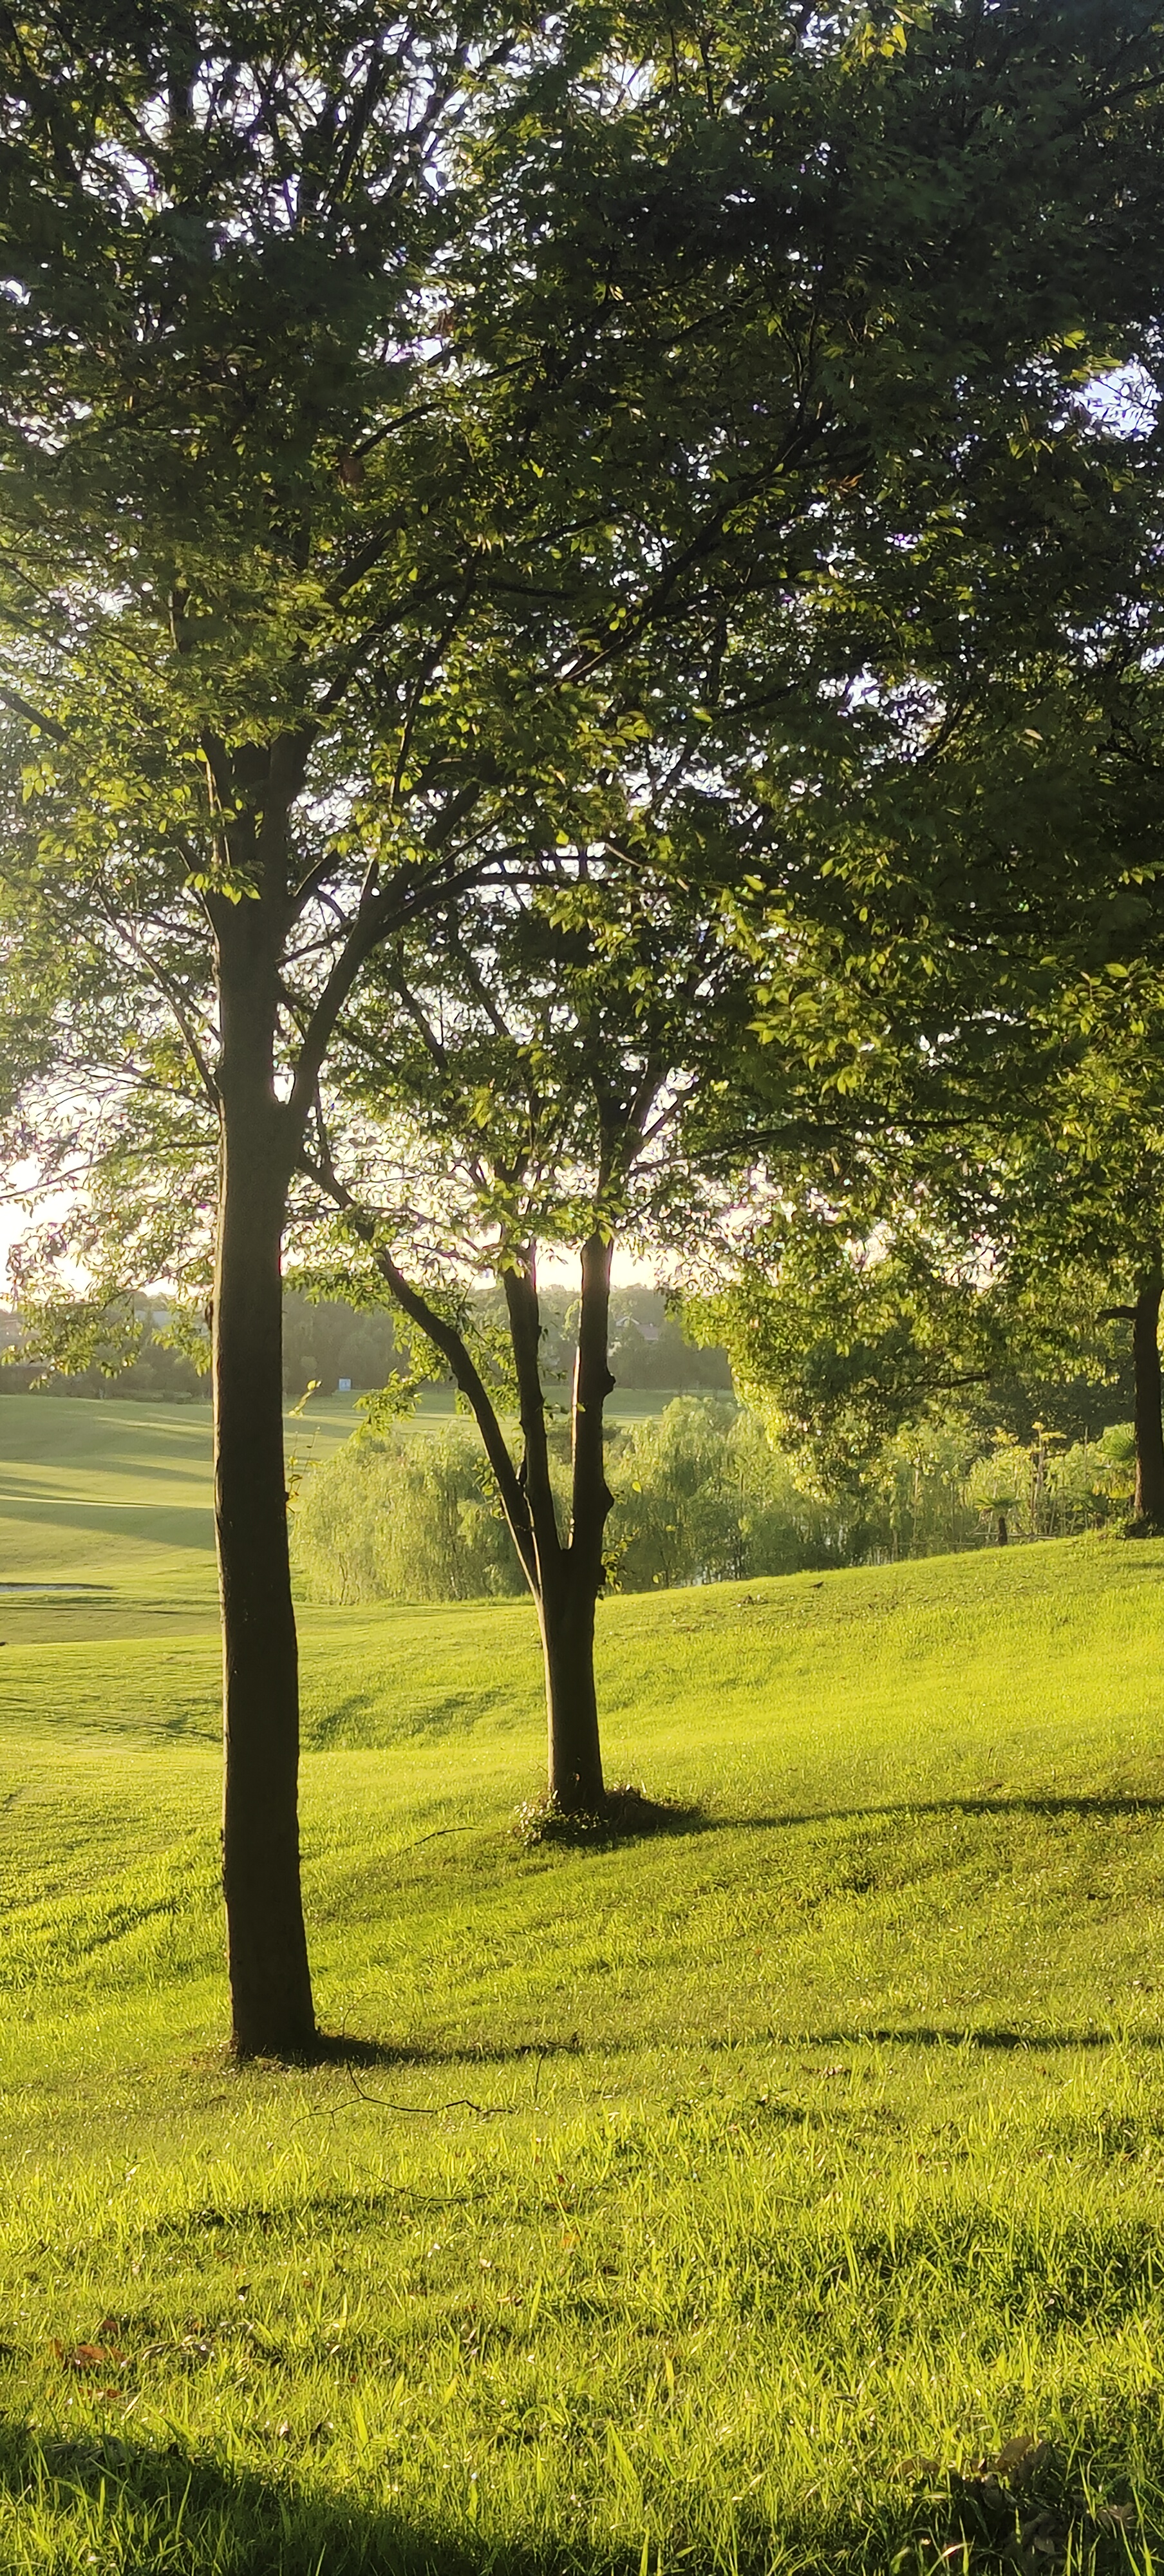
[
  {"x1": 1, "y1": 1411, "x2": 1163, "y2": 2570},
  {"x1": 0, "y1": 1391, "x2": 368, "y2": 1628},
  {"x1": 0, "y1": 1389, "x2": 686, "y2": 1633}
]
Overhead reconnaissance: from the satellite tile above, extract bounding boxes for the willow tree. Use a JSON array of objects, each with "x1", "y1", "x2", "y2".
[{"x1": 1, "y1": 0, "x2": 1160, "y2": 2050}]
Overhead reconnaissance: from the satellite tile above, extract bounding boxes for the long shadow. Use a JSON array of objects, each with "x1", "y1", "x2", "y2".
[
  {"x1": 0, "y1": 2418, "x2": 1146, "y2": 2575},
  {"x1": 767, "y1": 2025, "x2": 1164, "y2": 2052},
  {"x1": 0, "y1": 2422, "x2": 553, "y2": 2575},
  {"x1": 703, "y1": 1792, "x2": 1164, "y2": 1835},
  {"x1": 312, "y1": 2032, "x2": 587, "y2": 2070},
  {"x1": 0, "y1": 1452, "x2": 211, "y2": 1498},
  {"x1": 246, "y1": 2023, "x2": 1164, "y2": 2075},
  {"x1": 493, "y1": 1794, "x2": 1164, "y2": 1855},
  {"x1": 0, "y1": 1492, "x2": 214, "y2": 1551}
]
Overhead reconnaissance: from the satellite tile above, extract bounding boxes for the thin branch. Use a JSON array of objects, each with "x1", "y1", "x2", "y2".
[
  {"x1": 297, "y1": 1146, "x2": 538, "y2": 1587},
  {"x1": 0, "y1": 683, "x2": 69, "y2": 745},
  {"x1": 96, "y1": 905, "x2": 220, "y2": 1113},
  {"x1": 386, "y1": 959, "x2": 450, "y2": 1071},
  {"x1": 285, "y1": 833, "x2": 489, "y2": 1139}
]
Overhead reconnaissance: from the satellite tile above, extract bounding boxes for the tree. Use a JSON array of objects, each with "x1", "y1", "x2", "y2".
[
  {"x1": 297, "y1": 862, "x2": 748, "y2": 1815},
  {"x1": 2, "y1": 0, "x2": 1161, "y2": 2037},
  {"x1": 680, "y1": 363, "x2": 1164, "y2": 1515},
  {"x1": 688, "y1": 1213, "x2": 999, "y2": 1495},
  {"x1": 687, "y1": 786, "x2": 1164, "y2": 1526}
]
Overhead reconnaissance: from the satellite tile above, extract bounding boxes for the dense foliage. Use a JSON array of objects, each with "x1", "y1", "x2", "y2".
[{"x1": 290, "y1": 1399, "x2": 1141, "y2": 1604}]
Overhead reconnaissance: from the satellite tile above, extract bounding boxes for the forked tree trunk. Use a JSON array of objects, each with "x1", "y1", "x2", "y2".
[
  {"x1": 1132, "y1": 1260, "x2": 1164, "y2": 1531},
  {"x1": 372, "y1": 1222, "x2": 618, "y2": 1815},
  {"x1": 215, "y1": 931, "x2": 315, "y2": 2058},
  {"x1": 498, "y1": 1229, "x2": 615, "y2": 1812}
]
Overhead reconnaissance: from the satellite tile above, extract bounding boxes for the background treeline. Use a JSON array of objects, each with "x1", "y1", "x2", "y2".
[
  {"x1": 0, "y1": 1287, "x2": 733, "y2": 1401},
  {"x1": 5, "y1": 1287, "x2": 1145, "y2": 1589},
  {"x1": 290, "y1": 1396, "x2": 1141, "y2": 1605},
  {"x1": 282, "y1": 1286, "x2": 733, "y2": 1402}
]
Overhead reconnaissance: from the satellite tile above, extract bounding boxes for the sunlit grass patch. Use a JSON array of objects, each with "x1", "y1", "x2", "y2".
[{"x1": 3, "y1": 1525, "x2": 1164, "y2": 2564}]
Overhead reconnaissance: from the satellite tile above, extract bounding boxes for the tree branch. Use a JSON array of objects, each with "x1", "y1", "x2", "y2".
[
  {"x1": 502, "y1": 1248, "x2": 563, "y2": 1584},
  {"x1": 0, "y1": 683, "x2": 70, "y2": 745},
  {"x1": 297, "y1": 1149, "x2": 538, "y2": 1588},
  {"x1": 285, "y1": 826, "x2": 489, "y2": 1141}
]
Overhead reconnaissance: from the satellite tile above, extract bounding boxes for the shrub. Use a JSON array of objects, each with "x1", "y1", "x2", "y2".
[{"x1": 290, "y1": 1428, "x2": 525, "y2": 1604}]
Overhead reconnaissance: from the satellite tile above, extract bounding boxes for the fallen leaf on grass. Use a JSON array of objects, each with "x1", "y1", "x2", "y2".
[{"x1": 52, "y1": 2342, "x2": 124, "y2": 2372}]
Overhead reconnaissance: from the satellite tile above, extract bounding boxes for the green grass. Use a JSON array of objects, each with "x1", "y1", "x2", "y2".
[
  {"x1": 2, "y1": 1399, "x2": 1164, "y2": 2570},
  {"x1": 0, "y1": 1391, "x2": 366, "y2": 1636},
  {"x1": 0, "y1": 1387, "x2": 685, "y2": 1635}
]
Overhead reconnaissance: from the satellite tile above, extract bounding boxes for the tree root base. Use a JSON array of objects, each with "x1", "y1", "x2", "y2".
[{"x1": 514, "y1": 1782, "x2": 693, "y2": 1850}]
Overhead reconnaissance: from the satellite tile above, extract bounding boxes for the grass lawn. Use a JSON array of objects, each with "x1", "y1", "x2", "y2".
[
  {"x1": 0, "y1": 1385, "x2": 688, "y2": 1634},
  {"x1": 1, "y1": 1398, "x2": 1163, "y2": 2570}
]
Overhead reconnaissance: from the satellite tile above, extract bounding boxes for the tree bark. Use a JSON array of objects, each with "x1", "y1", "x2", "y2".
[
  {"x1": 502, "y1": 1233, "x2": 614, "y2": 1810},
  {"x1": 215, "y1": 920, "x2": 315, "y2": 2059},
  {"x1": 538, "y1": 1562, "x2": 606, "y2": 1811},
  {"x1": 1132, "y1": 1258, "x2": 1164, "y2": 1531}
]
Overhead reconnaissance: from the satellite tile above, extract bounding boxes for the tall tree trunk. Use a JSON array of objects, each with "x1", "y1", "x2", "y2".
[
  {"x1": 215, "y1": 928, "x2": 315, "y2": 2058},
  {"x1": 539, "y1": 1561, "x2": 605, "y2": 1811},
  {"x1": 1132, "y1": 1256, "x2": 1164, "y2": 1530},
  {"x1": 541, "y1": 1229, "x2": 615, "y2": 1811}
]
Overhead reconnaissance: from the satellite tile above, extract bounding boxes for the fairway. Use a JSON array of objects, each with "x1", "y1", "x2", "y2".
[
  {"x1": 0, "y1": 1392, "x2": 364, "y2": 1633},
  {"x1": 0, "y1": 1392, "x2": 684, "y2": 1637},
  {"x1": 1, "y1": 1402, "x2": 1164, "y2": 2570}
]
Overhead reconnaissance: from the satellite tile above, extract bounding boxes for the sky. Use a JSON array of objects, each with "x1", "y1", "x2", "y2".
[{"x1": 0, "y1": 1192, "x2": 659, "y2": 1306}]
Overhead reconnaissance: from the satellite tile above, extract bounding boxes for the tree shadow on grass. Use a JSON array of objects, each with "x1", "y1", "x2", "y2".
[
  {"x1": 0, "y1": 2422, "x2": 517, "y2": 2575},
  {"x1": 483, "y1": 1793, "x2": 1164, "y2": 1859},
  {"x1": 764, "y1": 2026, "x2": 1164, "y2": 2052},
  {"x1": 236, "y1": 2016, "x2": 1164, "y2": 2079},
  {"x1": 0, "y1": 2420, "x2": 1145, "y2": 2576},
  {"x1": 713, "y1": 1792, "x2": 1164, "y2": 1835},
  {"x1": 310, "y1": 2031, "x2": 587, "y2": 2071}
]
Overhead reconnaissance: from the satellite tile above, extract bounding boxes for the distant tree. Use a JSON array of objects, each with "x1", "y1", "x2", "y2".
[
  {"x1": 281, "y1": 1295, "x2": 405, "y2": 1401},
  {"x1": 691, "y1": 954, "x2": 1164, "y2": 1524},
  {"x1": 292, "y1": 1426, "x2": 525, "y2": 1605},
  {"x1": 0, "y1": 1300, "x2": 205, "y2": 1397},
  {"x1": 606, "y1": 1293, "x2": 733, "y2": 1396},
  {"x1": 688, "y1": 1214, "x2": 1004, "y2": 1495}
]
